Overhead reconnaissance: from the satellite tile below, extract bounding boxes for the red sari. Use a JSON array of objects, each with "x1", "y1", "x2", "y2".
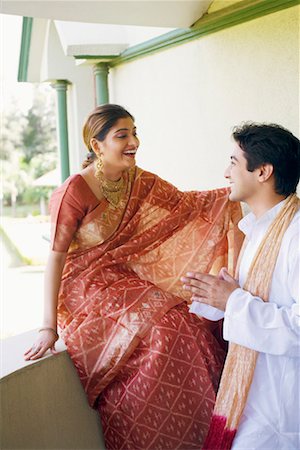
[{"x1": 50, "y1": 167, "x2": 243, "y2": 449}]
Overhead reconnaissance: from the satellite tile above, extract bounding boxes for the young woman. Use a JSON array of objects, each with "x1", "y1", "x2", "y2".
[{"x1": 25, "y1": 104, "x2": 242, "y2": 449}]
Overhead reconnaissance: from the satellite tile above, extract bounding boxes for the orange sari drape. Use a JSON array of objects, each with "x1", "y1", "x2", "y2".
[{"x1": 50, "y1": 167, "x2": 243, "y2": 411}]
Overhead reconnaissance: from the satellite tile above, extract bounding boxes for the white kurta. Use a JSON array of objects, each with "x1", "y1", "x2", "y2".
[{"x1": 191, "y1": 200, "x2": 300, "y2": 450}]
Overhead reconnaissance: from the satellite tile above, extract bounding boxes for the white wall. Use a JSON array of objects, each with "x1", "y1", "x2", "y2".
[{"x1": 109, "y1": 6, "x2": 299, "y2": 191}]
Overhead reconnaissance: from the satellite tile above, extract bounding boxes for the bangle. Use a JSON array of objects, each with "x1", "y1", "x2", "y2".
[{"x1": 38, "y1": 327, "x2": 59, "y2": 341}]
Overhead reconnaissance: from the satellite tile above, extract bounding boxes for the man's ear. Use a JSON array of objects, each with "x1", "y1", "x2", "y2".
[{"x1": 257, "y1": 163, "x2": 274, "y2": 183}]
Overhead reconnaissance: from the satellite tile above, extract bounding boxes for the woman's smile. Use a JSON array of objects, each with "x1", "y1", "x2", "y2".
[{"x1": 123, "y1": 149, "x2": 137, "y2": 158}]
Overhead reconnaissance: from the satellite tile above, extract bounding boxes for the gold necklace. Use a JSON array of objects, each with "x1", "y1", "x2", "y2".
[{"x1": 100, "y1": 175, "x2": 126, "y2": 207}]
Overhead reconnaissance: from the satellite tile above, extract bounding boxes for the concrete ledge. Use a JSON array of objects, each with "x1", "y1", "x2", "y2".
[{"x1": 1, "y1": 329, "x2": 105, "y2": 449}]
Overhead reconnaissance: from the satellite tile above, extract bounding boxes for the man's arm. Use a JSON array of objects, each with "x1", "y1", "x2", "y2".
[
  {"x1": 181, "y1": 240, "x2": 300, "y2": 357},
  {"x1": 223, "y1": 287, "x2": 300, "y2": 356}
]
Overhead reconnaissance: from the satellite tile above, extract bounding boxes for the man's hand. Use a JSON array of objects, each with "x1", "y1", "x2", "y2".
[{"x1": 181, "y1": 267, "x2": 239, "y2": 311}]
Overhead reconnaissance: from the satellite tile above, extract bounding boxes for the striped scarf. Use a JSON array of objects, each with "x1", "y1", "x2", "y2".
[{"x1": 203, "y1": 193, "x2": 300, "y2": 450}]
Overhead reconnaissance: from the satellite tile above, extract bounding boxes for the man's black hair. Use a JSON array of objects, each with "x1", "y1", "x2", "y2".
[{"x1": 232, "y1": 123, "x2": 300, "y2": 196}]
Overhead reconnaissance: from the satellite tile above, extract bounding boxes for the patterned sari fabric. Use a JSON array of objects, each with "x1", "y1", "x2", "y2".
[
  {"x1": 98, "y1": 303, "x2": 226, "y2": 450},
  {"x1": 50, "y1": 166, "x2": 243, "y2": 449}
]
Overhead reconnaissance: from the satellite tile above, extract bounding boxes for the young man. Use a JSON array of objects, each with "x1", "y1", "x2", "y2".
[{"x1": 182, "y1": 123, "x2": 300, "y2": 450}]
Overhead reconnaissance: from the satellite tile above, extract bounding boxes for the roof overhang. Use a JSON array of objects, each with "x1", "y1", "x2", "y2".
[
  {"x1": 1, "y1": 1, "x2": 213, "y2": 28},
  {"x1": 15, "y1": 0, "x2": 299, "y2": 82}
]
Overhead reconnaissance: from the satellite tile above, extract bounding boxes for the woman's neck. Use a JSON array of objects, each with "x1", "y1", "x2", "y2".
[
  {"x1": 92, "y1": 161, "x2": 122, "y2": 181},
  {"x1": 103, "y1": 168, "x2": 123, "y2": 182}
]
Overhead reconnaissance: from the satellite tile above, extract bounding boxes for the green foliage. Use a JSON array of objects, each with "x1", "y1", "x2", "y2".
[
  {"x1": 22, "y1": 186, "x2": 51, "y2": 205},
  {"x1": 21, "y1": 87, "x2": 57, "y2": 165},
  {"x1": 1, "y1": 84, "x2": 58, "y2": 210},
  {"x1": 1, "y1": 107, "x2": 25, "y2": 161}
]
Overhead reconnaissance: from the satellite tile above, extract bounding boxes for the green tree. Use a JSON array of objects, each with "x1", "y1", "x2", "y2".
[
  {"x1": 1, "y1": 103, "x2": 25, "y2": 161},
  {"x1": 21, "y1": 85, "x2": 57, "y2": 177},
  {"x1": 1, "y1": 104, "x2": 27, "y2": 207},
  {"x1": 1, "y1": 84, "x2": 58, "y2": 212}
]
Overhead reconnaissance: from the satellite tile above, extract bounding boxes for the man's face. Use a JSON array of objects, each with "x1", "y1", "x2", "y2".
[{"x1": 224, "y1": 142, "x2": 260, "y2": 203}]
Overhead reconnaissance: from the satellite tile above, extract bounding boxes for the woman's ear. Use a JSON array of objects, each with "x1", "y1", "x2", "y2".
[
  {"x1": 90, "y1": 138, "x2": 101, "y2": 155},
  {"x1": 257, "y1": 163, "x2": 274, "y2": 183}
]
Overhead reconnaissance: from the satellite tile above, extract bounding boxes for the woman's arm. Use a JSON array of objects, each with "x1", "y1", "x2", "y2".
[{"x1": 24, "y1": 250, "x2": 67, "y2": 361}]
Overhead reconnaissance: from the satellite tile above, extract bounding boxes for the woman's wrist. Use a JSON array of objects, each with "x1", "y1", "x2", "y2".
[
  {"x1": 42, "y1": 319, "x2": 57, "y2": 330},
  {"x1": 38, "y1": 327, "x2": 59, "y2": 341}
]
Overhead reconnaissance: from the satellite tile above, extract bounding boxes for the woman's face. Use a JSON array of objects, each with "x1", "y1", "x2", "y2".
[{"x1": 92, "y1": 117, "x2": 139, "y2": 173}]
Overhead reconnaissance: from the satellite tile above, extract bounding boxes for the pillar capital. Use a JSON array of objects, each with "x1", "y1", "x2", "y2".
[
  {"x1": 93, "y1": 63, "x2": 109, "y2": 76},
  {"x1": 51, "y1": 79, "x2": 71, "y2": 91}
]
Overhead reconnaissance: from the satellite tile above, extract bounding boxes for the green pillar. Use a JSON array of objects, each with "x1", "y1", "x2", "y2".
[
  {"x1": 51, "y1": 80, "x2": 71, "y2": 182},
  {"x1": 93, "y1": 63, "x2": 109, "y2": 105}
]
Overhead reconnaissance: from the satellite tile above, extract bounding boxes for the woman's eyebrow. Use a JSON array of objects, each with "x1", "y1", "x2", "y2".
[{"x1": 114, "y1": 127, "x2": 136, "y2": 133}]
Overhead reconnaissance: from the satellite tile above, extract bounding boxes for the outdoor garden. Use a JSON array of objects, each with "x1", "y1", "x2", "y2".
[{"x1": 1, "y1": 85, "x2": 58, "y2": 338}]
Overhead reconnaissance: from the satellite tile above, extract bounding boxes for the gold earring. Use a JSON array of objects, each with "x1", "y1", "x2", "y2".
[{"x1": 95, "y1": 154, "x2": 104, "y2": 181}]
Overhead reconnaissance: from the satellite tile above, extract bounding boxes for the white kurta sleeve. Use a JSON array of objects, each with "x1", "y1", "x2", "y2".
[
  {"x1": 189, "y1": 302, "x2": 225, "y2": 321},
  {"x1": 223, "y1": 236, "x2": 300, "y2": 357}
]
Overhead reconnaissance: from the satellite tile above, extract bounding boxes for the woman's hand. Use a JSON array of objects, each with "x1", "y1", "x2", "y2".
[{"x1": 24, "y1": 329, "x2": 58, "y2": 361}]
